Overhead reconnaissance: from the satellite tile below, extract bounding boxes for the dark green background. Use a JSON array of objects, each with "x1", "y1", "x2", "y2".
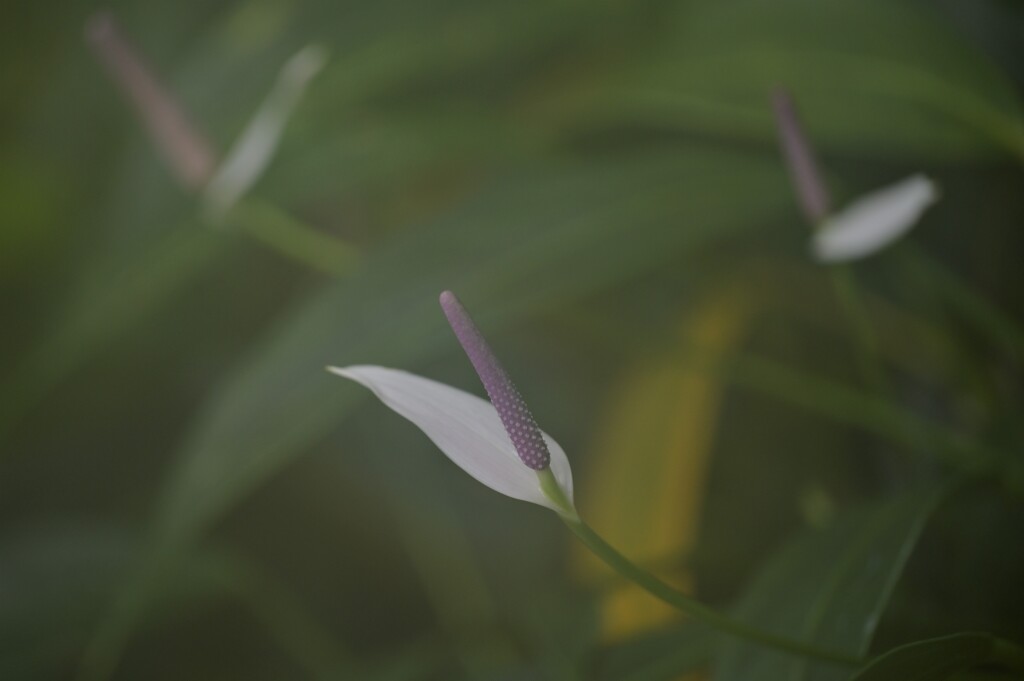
[{"x1": 1, "y1": 1, "x2": 1022, "y2": 679}]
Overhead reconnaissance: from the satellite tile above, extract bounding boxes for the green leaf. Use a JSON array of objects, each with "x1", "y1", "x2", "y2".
[
  {"x1": 0, "y1": 525, "x2": 349, "y2": 681},
  {"x1": 0, "y1": 525, "x2": 240, "y2": 681},
  {"x1": 850, "y1": 633, "x2": 996, "y2": 681},
  {"x1": 0, "y1": 526, "x2": 138, "y2": 681},
  {"x1": 584, "y1": 0, "x2": 1024, "y2": 161},
  {"x1": 0, "y1": 226, "x2": 229, "y2": 446},
  {"x1": 714, "y1": 486, "x2": 945, "y2": 681}
]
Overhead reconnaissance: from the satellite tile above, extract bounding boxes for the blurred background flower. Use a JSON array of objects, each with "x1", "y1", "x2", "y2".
[{"x1": 1, "y1": 1, "x2": 1023, "y2": 680}]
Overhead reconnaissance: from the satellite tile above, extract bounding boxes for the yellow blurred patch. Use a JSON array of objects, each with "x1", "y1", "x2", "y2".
[{"x1": 575, "y1": 286, "x2": 750, "y2": 657}]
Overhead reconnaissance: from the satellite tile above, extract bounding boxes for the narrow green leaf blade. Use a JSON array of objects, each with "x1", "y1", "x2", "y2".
[
  {"x1": 851, "y1": 633, "x2": 996, "y2": 681},
  {"x1": 586, "y1": 0, "x2": 1024, "y2": 160},
  {"x1": 714, "y1": 487, "x2": 944, "y2": 681}
]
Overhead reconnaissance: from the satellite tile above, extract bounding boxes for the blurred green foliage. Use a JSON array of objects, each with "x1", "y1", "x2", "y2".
[{"x1": 1, "y1": 0, "x2": 1023, "y2": 679}]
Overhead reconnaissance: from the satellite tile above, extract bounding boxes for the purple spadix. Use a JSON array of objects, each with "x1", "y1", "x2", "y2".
[
  {"x1": 439, "y1": 291, "x2": 551, "y2": 471},
  {"x1": 771, "y1": 87, "x2": 831, "y2": 225}
]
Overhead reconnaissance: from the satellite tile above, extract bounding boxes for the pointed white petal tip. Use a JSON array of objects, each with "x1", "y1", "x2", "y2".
[
  {"x1": 327, "y1": 365, "x2": 575, "y2": 514},
  {"x1": 202, "y1": 44, "x2": 328, "y2": 221},
  {"x1": 813, "y1": 174, "x2": 939, "y2": 263},
  {"x1": 282, "y1": 44, "x2": 329, "y2": 85}
]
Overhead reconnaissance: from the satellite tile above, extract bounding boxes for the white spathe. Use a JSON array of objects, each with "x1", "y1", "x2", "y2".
[
  {"x1": 329, "y1": 365, "x2": 575, "y2": 513},
  {"x1": 203, "y1": 45, "x2": 329, "y2": 220},
  {"x1": 813, "y1": 174, "x2": 939, "y2": 263}
]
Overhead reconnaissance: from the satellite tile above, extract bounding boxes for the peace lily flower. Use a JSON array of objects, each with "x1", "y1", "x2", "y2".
[
  {"x1": 326, "y1": 292, "x2": 872, "y2": 665},
  {"x1": 811, "y1": 174, "x2": 938, "y2": 263},
  {"x1": 328, "y1": 291, "x2": 576, "y2": 516},
  {"x1": 771, "y1": 88, "x2": 939, "y2": 263},
  {"x1": 86, "y1": 11, "x2": 327, "y2": 218}
]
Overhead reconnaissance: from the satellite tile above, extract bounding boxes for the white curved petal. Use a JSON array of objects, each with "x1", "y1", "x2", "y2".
[
  {"x1": 813, "y1": 175, "x2": 938, "y2": 263},
  {"x1": 203, "y1": 45, "x2": 328, "y2": 220},
  {"x1": 328, "y1": 365, "x2": 574, "y2": 512}
]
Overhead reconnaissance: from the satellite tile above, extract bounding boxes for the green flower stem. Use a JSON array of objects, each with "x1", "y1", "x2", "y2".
[
  {"x1": 538, "y1": 469, "x2": 576, "y2": 517},
  {"x1": 220, "y1": 198, "x2": 360, "y2": 277},
  {"x1": 558, "y1": 513, "x2": 860, "y2": 667},
  {"x1": 823, "y1": 264, "x2": 938, "y2": 482},
  {"x1": 828, "y1": 265, "x2": 890, "y2": 399}
]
